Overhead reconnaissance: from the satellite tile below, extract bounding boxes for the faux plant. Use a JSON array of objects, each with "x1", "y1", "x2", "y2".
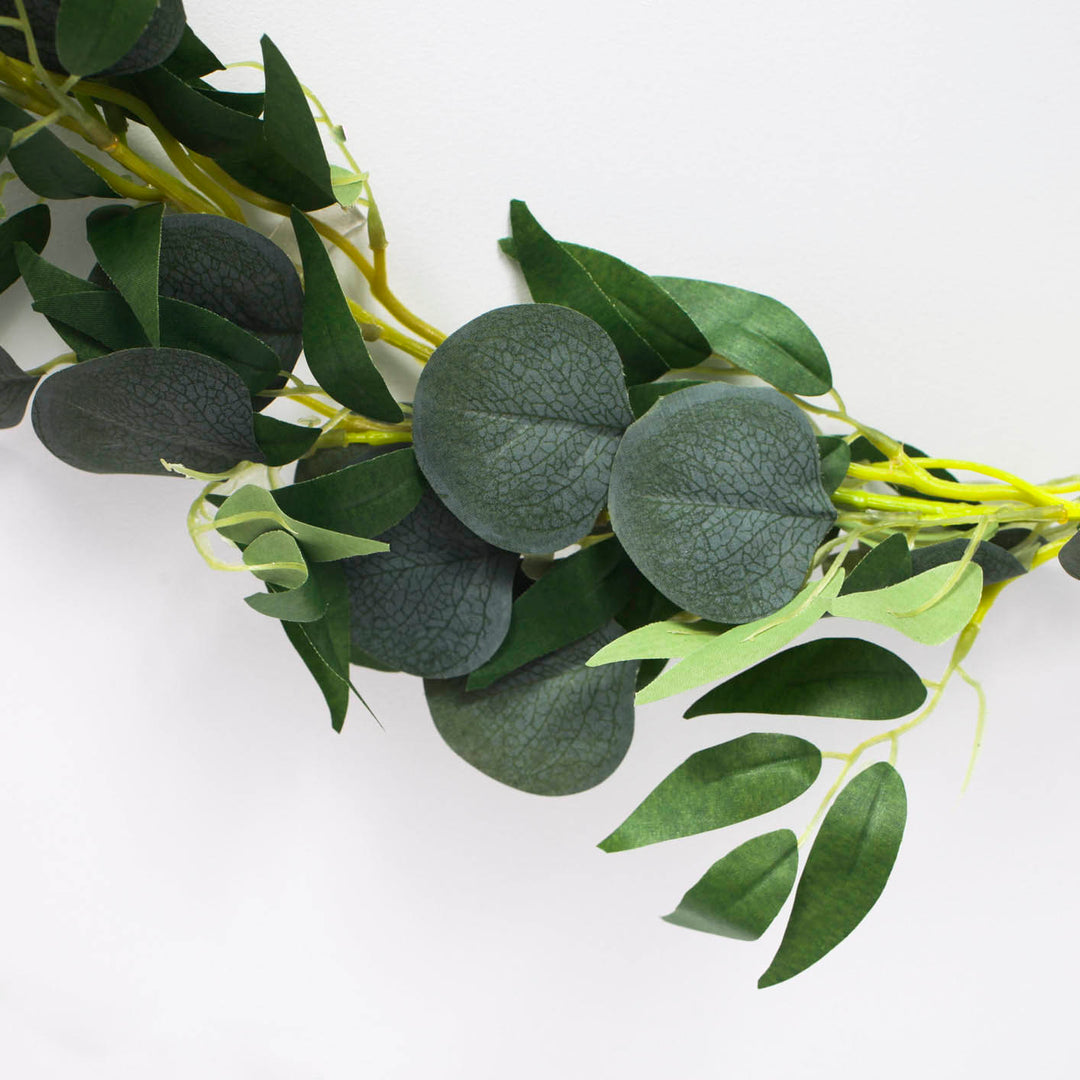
[{"x1": 2, "y1": 0, "x2": 1075, "y2": 989}]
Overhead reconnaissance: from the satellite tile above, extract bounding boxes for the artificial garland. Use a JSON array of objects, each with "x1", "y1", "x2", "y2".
[{"x1": 2, "y1": 0, "x2": 1077, "y2": 989}]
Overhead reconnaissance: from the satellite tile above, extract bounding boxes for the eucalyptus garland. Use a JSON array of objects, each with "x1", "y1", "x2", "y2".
[{"x1": 2, "y1": 0, "x2": 1075, "y2": 989}]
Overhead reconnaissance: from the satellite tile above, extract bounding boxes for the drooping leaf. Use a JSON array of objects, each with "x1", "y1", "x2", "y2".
[
  {"x1": 86, "y1": 203, "x2": 163, "y2": 345},
  {"x1": 910, "y1": 538, "x2": 1026, "y2": 584},
  {"x1": 466, "y1": 539, "x2": 640, "y2": 690},
  {"x1": 1059, "y1": 532, "x2": 1080, "y2": 579},
  {"x1": 246, "y1": 571, "x2": 327, "y2": 623},
  {"x1": 508, "y1": 200, "x2": 665, "y2": 383},
  {"x1": 56, "y1": 0, "x2": 158, "y2": 75},
  {"x1": 343, "y1": 487, "x2": 517, "y2": 678},
  {"x1": 654, "y1": 277, "x2": 831, "y2": 395},
  {"x1": 816, "y1": 435, "x2": 851, "y2": 496},
  {"x1": 600, "y1": 572, "x2": 846, "y2": 706},
  {"x1": 759, "y1": 762, "x2": 906, "y2": 988},
  {"x1": 0, "y1": 204, "x2": 50, "y2": 294},
  {"x1": 290, "y1": 208, "x2": 402, "y2": 422},
  {"x1": 30, "y1": 347, "x2": 263, "y2": 475},
  {"x1": 252, "y1": 413, "x2": 320, "y2": 466},
  {"x1": 839, "y1": 533, "x2": 912, "y2": 595},
  {"x1": 684, "y1": 638, "x2": 927, "y2": 720},
  {"x1": 608, "y1": 382, "x2": 836, "y2": 624},
  {"x1": 0, "y1": 346, "x2": 40, "y2": 428},
  {"x1": 662, "y1": 830, "x2": 799, "y2": 940},
  {"x1": 242, "y1": 529, "x2": 308, "y2": 588},
  {"x1": 425, "y1": 625, "x2": 637, "y2": 796},
  {"x1": 214, "y1": 485, "x2": 388, "y2": 561},
  {"x1": 598, "y1": 733, "x2": 821, "y2": 852},
  {"x1": 627, "y1": 378, "x2": 705, "y2": 419},
  {"x1": 829, "y1": 563, "x2": 983, "y2": 646},
  {"x1": 412, "y1": 303, "x2": 633, "y2": 553},
  {"x1": 0, "y1": 98, "x2": 115, "y2": 199},
  {"x1": 272, "y1": 446, "x2": 424, "y2": 539}
]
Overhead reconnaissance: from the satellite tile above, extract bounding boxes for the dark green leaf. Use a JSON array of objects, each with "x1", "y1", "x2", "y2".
[
  {"x1": 56, "y1": 0, "x2": 157, "y2": 75},
  {"x1": 759, "y1": 762, "x2": 906, "y2": 988},
  {"x1": 509, "y1": 201, "x2": 665, "y2": 383},
  {"x1": 662, "y1": 830, "x2": 798, "y2": 940},
  {"x1": 32, "y1": 289, "x2": 147, "y2": 354},
  {"x1": 344, "y1": 487, "x2": 517, "y2": 678},
  {"x1": 290, "y1": 208, "x2": 401, "y2": 422},
  {"x1": 0, "y1": 204, "x2": 50, "y2": 294},
  {"x1": 839, "y1": 533, "x2": 912, "y2": 595},
  {"x1": 466, "y1": 539, "x2": 639, "y2": 690},
  {"x1": 684, "y1": 638, "x2": 927, "y2": 720},
  {"x1": 163, "y1": 24, "x2": 224, "y2": 78},
  {"x1": 991, "y1": 526, "x2": 1043, "y2": 551},
  {"x1": 293, "y1": 442, "x2": 397, "y2": 483},
  {"x1": 627, "y1": 378, "x2": 705, "y2": 419},
  {"x1": 599, "y1": 733, "x2": 821, "y2": 852},
  {"x1": 609, "y1": 382, "x2": 836, "y2": 623},
  {"x1": 246, "y1": 571, "x2": 327, "y2": 623},
  {"x1": 654, "y1": 277, "x2": 831, "y2": 395},
  {"x1": 0, "y1": 98, "x2": 115, "y2": 199},
  {"x1": 425, "y1": 624, "x2": 637, "y2": 796},
  {"x1": 0, "y1": 124, "x2": 10, "y2": 159},
  {"x1": 560, "y1": 242, "x2": 711, "y2": 369},
  {"x1": 252, "y1": 413, "x2": 320, "y2": 466},
  {"x1": 816, "y1": 435, "x2": 851, "y2": 496},
  {"x1": 910, "y1": 538, "x2": 1026, "y2": 584},
  {"x1": 1058, "y1": 531, "x2": 1080, "y2": 579},
  {"x1": 0, "y1": 345, "x2": 40, "y2": 428},
  {"x1": 30, "y1": 346, "x2": 263, "y2": 475},
  {"x1": 272, "y1": 446, "x2": 424, "y2": 539},
  {"x1": 412, "y1": 303, "x2": 633, "y2": 553},
  {"x1": 86, "y1": 203, "x2": 163, "y2": 345}
]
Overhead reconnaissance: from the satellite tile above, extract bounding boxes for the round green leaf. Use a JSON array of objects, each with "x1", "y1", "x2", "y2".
[
  {"x1": 425, "y1": 625, "x2": 637, "y2": 796},
  {"x1": 684, "y1": 637, "x2": 928, "y2": 720},
  {"x1": 30, "y1": 347, "x2": 263, "y2": 475},
  {"x1": 412, "y1": 304, "x2": 633, "y2": 553},
  {"x1": 344, "y1": 488, "x2": 517, "y2": 678},
  {"x1": 608, "y1": 382, "x2": 836, "y2": 624}
]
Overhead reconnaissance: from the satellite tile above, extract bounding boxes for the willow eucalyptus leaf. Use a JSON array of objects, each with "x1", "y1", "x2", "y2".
[
  {"x1": 242, "y1": 529, "x2": 308, "y2": 588},
  {"x1": 31, "y1": 347, "x2": 263, "y2": 475},
  {"x1": 759, "y1": 762, "x2": 907, "y2": 988},
  {"x1": 412, "y1": 303, "x2": 633, "y2": 553},
  {"x1": 840, "y1": 534, "x2": 912, "y2": 595},
  {"x1": 343, "y1": 488, "x2": 517, "y2": 678},
  {"x1": 251, "y1": 414, "x2": 320, "y2": 466},
  {"x1": 910, "y1": 538, "x2": 1026, "y2": 584},
  {"x1": 609, "y1": 382, "x2": 836, "y2": 624},
  {"x1": 31, "y1": 290, "x2": 146, "y2": 355},
  {"x1": 816, "y1": 435, "x2": 851, "y2": 496},
  {"x1": 246, "y1": 572, "x2": 327, "y2": 623},
  {"x1": 0, "y1": 346, "x2": 39, "y2": 429},
  {"x1": 828, "y1": 563, "x2": 983, "y2": 645},
  {"x1": 0, "y1": 204, "x2": 50, "y2": 295},
  {"x1": 598, "y1": 733, "x2": 821, "y2": 852},
  {"x1": 425, "y1": 625, "x2": 637, "y2": 796},
  {"x1": 654, "y1": 277, "x2": 831, "y2": 395},
  {"x1": 662, "y1": 830, "x2": 799, "y2": 940},
  {"x1": 684, "y1": 638, "x2": 927, "y2": 720},
  {"x1": 466, "y1": 538, "x2": 640, "y2": 690}
]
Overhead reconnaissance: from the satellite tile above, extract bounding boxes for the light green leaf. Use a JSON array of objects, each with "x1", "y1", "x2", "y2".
[
  {"x1": 330, "y1": 165, "x2": 368, "y2": 207},
  {"x1": 246, "y1": 572, "x2": 327, "y2": 622},
  {"x1": 609, "y1": 382, "x2": 836, "y2": 624},
  {"x1": 598, "y1": 733, "x2": 821, "y2": 852},
  {"x1": 214, "y1": 485, "x2": 389, "y2": 562},
  {"x1": 684, "y1": 637, "x2": 927, "y2": 720},
  {"x1": 412, "y1": 303, "x2": 633, "y2": 553},
  {"x1": 242, "y1": 529, "x2": 308, "y2": 588},
  {"x1": 759, "y1": 762, "x2": 907, "y2": 988},
  {"x1": 654, "y1": 276, "x2": 831, "y2": 395},
  {"x1": 828, "y1": 563, "x2": 983, "y2": 645},
  {"x1": 662, "y1": 830, "x2": 799, "y2": 940}
]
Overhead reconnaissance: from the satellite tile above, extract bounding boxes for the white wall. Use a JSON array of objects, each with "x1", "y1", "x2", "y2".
[{"x1": 2, "y1": 1, "x2": 1078, "y2": 1075}]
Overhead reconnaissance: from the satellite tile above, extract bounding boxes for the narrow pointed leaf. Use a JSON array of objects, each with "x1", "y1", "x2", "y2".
[
  {"x1": 252, "y1": 413, "x2": 319, "y2": 466},
  {"x1": 759, "y1": 762, "x2": 906, "y2": 988},
  {"x1": 829, "y1": 563, "x2": 983, "y2": 645},
  {"x1": 655, "y1": 277, "x2": 831, "y2": 395},
  {"x1": 599, "y1": 733, "x2": 821, "y2": 852},
  {"x1": 56, "y1": 0, "x2": 158, "y2": 75},
  {"x1": 0, "y1": 204, "x2": 50, "y2": 294},
  {"x1": 242, "y1": 529, "x2": 308, "y2": 588},
  {"x1": 910, "y1": 538, "x2": 1025, "y2": 584},
  {"x1": 86, "y1": 204, "x2": 163, "y2": 345},
  {"x1": 33, "y1": 290, "x2": 147, "y2": 353},
  {"x1": 425, "y1": 625, "x2": 637, "y2": 796},
  {"x1": 662, "y1": 830, "x2": 799, "y2": 940},
  {"x1": 509, "y1": 200, "x2": 665, "y2": 383},
  {"x1": 684, "y1": 638, "x2": 927, "y2": 720},
  {"x1": 466, "y1": 538, "x2": 640, "y2": 690},
  {"x1": 840, "y1": 533, "x2": 912, "y2": 595},
  {"x1": 0, "y1": 346, "x2": 40, "y2": 428},
  {"x1": 290, "y1": 208, "x2": 401, "y2": 421},
  {"x1": 31, "y1": 347, "x2": 263, "y2": 475},
  {"x1": 816, "y1": 435, "x2": 851, "y2": 496},
  {"x1": 412, "y1": 304, "x2": 633, "y2": 553},
  {"x1": 163, "y1": 25, "x2": 224, "y2": 78}
]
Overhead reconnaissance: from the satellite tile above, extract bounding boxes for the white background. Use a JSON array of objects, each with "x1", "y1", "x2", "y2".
[{"x1": 2, "y1": 0, "x2": 1079, "y2": 1075}]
